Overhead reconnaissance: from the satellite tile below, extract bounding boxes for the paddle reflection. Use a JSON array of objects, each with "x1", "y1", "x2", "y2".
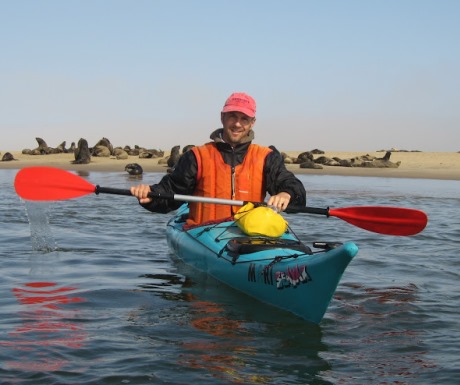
[{"x1": 2, "y1": 281, "x2": 86, "y2": 372}]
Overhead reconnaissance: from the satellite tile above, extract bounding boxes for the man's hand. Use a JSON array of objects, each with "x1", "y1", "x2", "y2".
[
  {"x1": 267, "y1": 192, "x2": 291, "y2": 212},
  {"x1": 130, "y1": 185, "x2": 153, "y2": 204}
]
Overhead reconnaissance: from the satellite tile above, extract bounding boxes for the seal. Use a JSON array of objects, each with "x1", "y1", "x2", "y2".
[
  {"x1": 92, "y1": 145, "x2": 111, "y2": 157},
  {"x1": 35, "y1": 137, "x2": 49, "y2": 154},
  {"x1": 125, "y1": 163, "x2": 143, "y2": 176},
  {"x1": 1, "y1": 152, "x2": 17, "y2": 161},
  {"x1": 93, "y1": 137, "x2": 113, "y2": 155},
  {"x1": 361, "y1": 151, "x2": 401, "y2": 168},
  {"x1": 113, "y1": 148, "x2": 129, "y2": 160},
  {"x1": 56, "y1": 141, "x2": 67, "y2": 153},
  {"x1": 167, "y1": 145, "x2": 181, "y2": 168},
  {"x1": 72, "y1": 138, "x2": 91, "y2": 164},
  {"x1": 182, "y1": 144, "x2": 195, "y2": 153}
]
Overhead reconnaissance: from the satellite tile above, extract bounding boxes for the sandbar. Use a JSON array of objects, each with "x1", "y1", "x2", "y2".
[{"x1": 1, "y1": 150, "x2": 459, "y2": 181}]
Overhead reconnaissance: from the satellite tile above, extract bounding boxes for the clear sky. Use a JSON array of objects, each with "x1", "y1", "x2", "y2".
[{"x1": 1, "y1": 0, "x2": 459, "y2": 153}]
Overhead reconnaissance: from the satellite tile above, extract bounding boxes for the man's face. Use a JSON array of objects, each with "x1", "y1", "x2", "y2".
[{"x1": 221, "y1": 111, "x2": 256, "y2": 147}]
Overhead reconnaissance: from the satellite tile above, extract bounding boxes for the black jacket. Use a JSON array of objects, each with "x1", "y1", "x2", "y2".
[{"x1": 142, "y1": 129, "x2": 306, "y2": 213}]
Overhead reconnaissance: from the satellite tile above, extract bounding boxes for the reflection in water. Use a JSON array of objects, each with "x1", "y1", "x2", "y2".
[
  {"x1": 179, "y1": 296, "x2": 269, "y2": 384},
  {"x1": 75, "y1": 170, "x2": 90, "y2": 177},
  {"x1": 1, "y1": 282, "x2": 86, "y2": 372},
  {"x1": 136, "y1": 272, "x2": 268, "y2": 383},
  {"x1": 322, "y1": 283, "x2": 437, "y2": 384},
  {"x1": 137, "y1": 265, "x2": 332, "y2": 384},
  {"x1": 2, "y1": 199, "x2": 87, "y2": 372},
  {"x1": 126, "y1": 174, "x2": 144, "y2": 181}
]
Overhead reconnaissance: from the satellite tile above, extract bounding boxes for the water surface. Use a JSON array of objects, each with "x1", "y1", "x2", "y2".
[{"x1": 0, "y1": 169, "x2": 458, "y2": 384}]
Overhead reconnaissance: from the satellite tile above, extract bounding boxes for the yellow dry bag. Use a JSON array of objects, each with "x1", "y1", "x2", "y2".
[{"x1": 234, "y1": 203, "x2": 288, "y2": 238}]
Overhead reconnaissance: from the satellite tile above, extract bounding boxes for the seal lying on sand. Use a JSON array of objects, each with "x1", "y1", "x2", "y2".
[
  {"x1": 1, "y1": 152, "x2": 17, "y2": 161},
  {"x1": 113, "y1": 148, "x2": 129, "y2": 160},
  {"x1": 92, "y1": 137, "x2": 113, "y2": 156},
  {"x1": 92, "y1": 145, "x2": 111, "y2": 157},
  {"x1": 368, "y1": 151, "x2": 401, "y2": 168},
  {"x1": 289, "y1": 149, "x2": 401, "y2": 169},
  {"x1": 72, "y1": 138, "x2": 91, "y2": 164}
]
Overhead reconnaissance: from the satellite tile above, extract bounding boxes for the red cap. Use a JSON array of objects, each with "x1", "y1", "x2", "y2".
[{"x1": 222, "y1": 92, "x2": 256, "y2": 117}]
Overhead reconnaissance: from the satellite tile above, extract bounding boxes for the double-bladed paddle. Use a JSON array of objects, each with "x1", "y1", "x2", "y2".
[{"x1": 14, "y1": 166, "x2": 428, "y2": 236}]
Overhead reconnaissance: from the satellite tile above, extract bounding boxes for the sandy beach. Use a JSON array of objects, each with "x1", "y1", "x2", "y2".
[{"x1": 1, "y1": 150, "x2": 459, "y2": 181}]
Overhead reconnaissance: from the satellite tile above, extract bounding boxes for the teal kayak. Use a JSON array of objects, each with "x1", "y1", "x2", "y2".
[{"x1": 166, "y1": 204, "x2": 358, "y2": 324}]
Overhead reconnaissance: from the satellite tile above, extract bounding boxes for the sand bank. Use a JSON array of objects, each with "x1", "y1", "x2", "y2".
[{"x1": 1, "y1": 150, "x2": 459, "y2": 181}]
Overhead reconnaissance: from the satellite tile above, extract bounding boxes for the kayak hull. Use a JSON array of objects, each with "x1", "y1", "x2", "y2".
[{"x1": 166, "y1": 205, "x2": 358, "y2": 324}]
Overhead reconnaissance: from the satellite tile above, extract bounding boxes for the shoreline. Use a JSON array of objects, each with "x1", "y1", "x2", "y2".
[{"x1": 1, "y1": 151, "x2": 459, "y2": 181}]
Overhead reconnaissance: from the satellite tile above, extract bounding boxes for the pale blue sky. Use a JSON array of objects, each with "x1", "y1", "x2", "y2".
[{"x1": 1, "y1": 0, "x2": 459, "y2": 152}]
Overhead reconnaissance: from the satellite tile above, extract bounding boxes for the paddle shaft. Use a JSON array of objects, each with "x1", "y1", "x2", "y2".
[
  {"x1": 96, "y1": 186, "x2": 248, "y2": 206},
  {"x1": 95, "y1": 186, "x2": 329, "y2": 215}
]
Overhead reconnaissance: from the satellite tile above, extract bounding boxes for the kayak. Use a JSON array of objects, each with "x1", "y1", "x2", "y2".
[
  {"x1": 12, "y1": 167, "x2": 427, "y2": 323},
  {"x1": 166, "y1": 204, "x2": 358, "y2": 324}
]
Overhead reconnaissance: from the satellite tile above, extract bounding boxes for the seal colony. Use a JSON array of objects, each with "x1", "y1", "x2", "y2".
[
  {"x1": 2, "y1": 139, "x2": 459, "y2": 181},
  {"x1": 283, "y1": 149, "x2": 402, "y2": 169},
  {"x1": 10, "y1": 137, "x2": 405, "y2": 170}
]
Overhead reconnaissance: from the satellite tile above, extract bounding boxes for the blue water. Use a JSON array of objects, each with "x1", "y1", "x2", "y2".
[{"x1": 0, "y1": 169, "x2": 459, "y2": 385}]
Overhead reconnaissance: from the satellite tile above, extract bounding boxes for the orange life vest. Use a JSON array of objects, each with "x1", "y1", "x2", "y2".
[{"x1": 187, "y1": 143, "x2": 272, "y2": 226}]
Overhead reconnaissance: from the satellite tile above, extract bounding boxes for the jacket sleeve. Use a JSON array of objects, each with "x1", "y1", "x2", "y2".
[
  {"x1": 264, "y1": 146, "x2": 307, "y2": 207},
  {"x1": 140, "y1": 150, "x2": 198, "y2": 213}
]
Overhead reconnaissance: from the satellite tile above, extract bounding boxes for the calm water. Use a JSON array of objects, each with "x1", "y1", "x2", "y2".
[{"x1": 0, "y1": 169, "x2": 458, "y2": 385}]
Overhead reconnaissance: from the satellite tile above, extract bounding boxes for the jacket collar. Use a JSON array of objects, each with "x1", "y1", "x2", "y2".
[{"x1": 209, "y1": 128, "x2": 254, "y2": 146}]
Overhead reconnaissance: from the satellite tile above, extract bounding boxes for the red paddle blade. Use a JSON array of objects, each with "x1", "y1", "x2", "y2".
[
  {"x1": 14, "y1": 167, "x2": 96, "y2": 201},
  {"x1": 329, "y1": 206, "x2": 428, "y2": 236}
]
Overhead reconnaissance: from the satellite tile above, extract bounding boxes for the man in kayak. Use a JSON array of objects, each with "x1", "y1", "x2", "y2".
[{"x1": 130, "y1": 92, "x2": 306, "y2": 225}]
